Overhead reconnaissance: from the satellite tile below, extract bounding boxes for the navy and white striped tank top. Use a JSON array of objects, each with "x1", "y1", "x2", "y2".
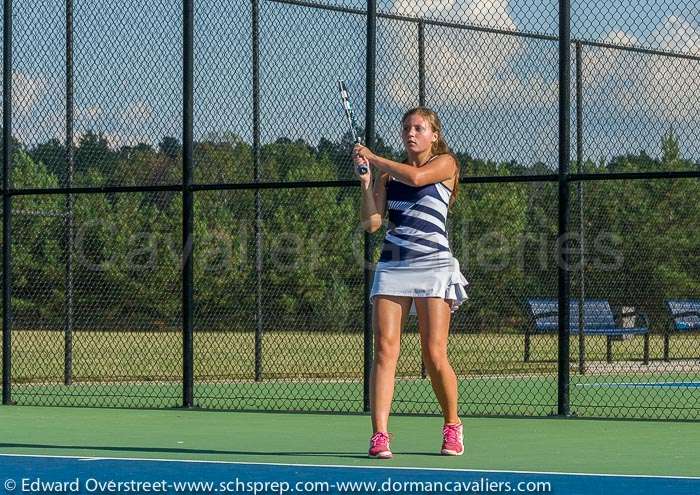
[{"x1": 379, "y1": 173, "x2": 453, "y2": 263}]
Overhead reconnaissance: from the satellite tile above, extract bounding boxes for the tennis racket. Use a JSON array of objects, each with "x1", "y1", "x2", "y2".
[{"x1": 337, "y1": 80, "x2": 369, "y2": 175}]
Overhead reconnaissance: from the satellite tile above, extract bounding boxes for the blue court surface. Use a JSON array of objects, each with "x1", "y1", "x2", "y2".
[{"x1": 1, "y1": 454, "x2": 698, "y2": 495}]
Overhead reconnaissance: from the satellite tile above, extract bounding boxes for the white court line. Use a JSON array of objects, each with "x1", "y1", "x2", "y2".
[
  {"x1": 574, "y1": 382, "x2": 700, "y2": 388},
  {"x1": 0, "y1": 453, "x2": 698, "y2": 480}
]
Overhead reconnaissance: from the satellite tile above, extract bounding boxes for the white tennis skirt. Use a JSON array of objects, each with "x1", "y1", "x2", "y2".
[{"x1": 369, "y1": 251, "x2": 469, "y2": 316}]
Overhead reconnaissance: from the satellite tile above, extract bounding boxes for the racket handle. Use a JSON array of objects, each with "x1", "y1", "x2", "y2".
[{"x1": 353, "y1": 137, "x2": 368, "y2": 175}]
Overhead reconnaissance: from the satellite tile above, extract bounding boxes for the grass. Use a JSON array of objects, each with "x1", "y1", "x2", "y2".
[{"x1": 6, "y1": 330, "x2": 699, "y2": 382}]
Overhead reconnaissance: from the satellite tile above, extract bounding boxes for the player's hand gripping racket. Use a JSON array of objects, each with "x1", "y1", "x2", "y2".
[{"x1": 337, "y1": 80, "x2": 369, "y2": 175}]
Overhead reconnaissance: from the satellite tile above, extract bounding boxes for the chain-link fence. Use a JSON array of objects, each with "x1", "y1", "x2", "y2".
[{"x1": 1, "y1": 0, "x2": 698, "y2": 420}]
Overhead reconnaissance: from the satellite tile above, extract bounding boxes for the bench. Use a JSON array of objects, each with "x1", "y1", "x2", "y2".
[
  {"x1": 664, "y1": 300, "x2": 700, "y2": 361},
  {"x1": 525, "y1": 298, "x2": 650, "y2": 364}
]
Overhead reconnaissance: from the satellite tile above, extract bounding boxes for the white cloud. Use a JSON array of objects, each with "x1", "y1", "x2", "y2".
[
  {"x1": 388, "y1": 0, "x2": 517, "y2": 31},
  {"x1": 70, "y1": 101, "x2": 157, "y2": 149},
  {"x1": 641, "y1": 56, "x2": 699, "y2": 121},
  {"x1": 462, "y1": 0, "x2": 517, "y2": 31},
  {"x1": 119, "y1": 101, "x2": 153, "y2": 125},
  {"x1": 385, "y1": 5, "x2": 697, "y2": 122},
  {"x1": 384, "y1": 1, "x2": 550, "y2": 111},
  {"x1": 602, "y1": 30, "x2": 639, "y2": 47},
  {"x1": 381, "y1": 5, "x2": 699, "y2": 160},
  {"x1": 583, "y1": 18, "x2": 699, "y2": 121},
  {"x1": 8, "y1": 72, "x2": 65, "y2": 145},
  {"x1": 77, "y1": 105, "x2": 104, "y2": 121},
  {"x1": 654, "y1": 15, "x2": 700, "y2": 55},
  {"x1": 581, "y1": 31, "x2": 636, "y2": 91},
  {"x1": 73, "y1": 130, "x2": 154, "y2": 150},
  {"x1": 11, "y1": 72, "x2": 47, "y2": 117},
  {"x1": 417, "y1": 41, "x2": 531, "y2": 110},
  {"x1": 103, "y1": 131, "x2": 154, "y2": 148}
]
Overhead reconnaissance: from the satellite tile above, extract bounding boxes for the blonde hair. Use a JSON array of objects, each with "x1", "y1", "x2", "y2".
[{"x1": 401, "y1": 107, "x2": 459, "y2": 208}]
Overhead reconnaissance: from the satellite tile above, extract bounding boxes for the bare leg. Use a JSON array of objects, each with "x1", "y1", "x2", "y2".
[
  {"x1": 370, "y1": 295, "x2": 412, "y2": 433},
  {"x1": 415, "y1": 297, "x2": 460, "y2": 425}
]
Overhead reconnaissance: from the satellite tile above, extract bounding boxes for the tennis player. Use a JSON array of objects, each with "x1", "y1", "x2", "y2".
[{"x1": 353, "y1": 107, "x2": 469, "y2": 459}]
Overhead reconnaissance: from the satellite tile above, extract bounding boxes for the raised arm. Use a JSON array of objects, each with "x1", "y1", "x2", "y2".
[{"x1": 354, "y1": 144, "x2": 457, "y2": 187}]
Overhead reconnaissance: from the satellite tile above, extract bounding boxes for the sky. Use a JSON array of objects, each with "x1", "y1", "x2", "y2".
[{"x1": 2, "y1": 0, "x2": 698, "y2": 169}]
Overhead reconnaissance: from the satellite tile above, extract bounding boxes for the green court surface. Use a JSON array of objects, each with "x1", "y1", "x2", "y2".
[
  {"x1": 0, "y1": 405, "x2": 698, "y2": 477},
  {"x1": 11, "y1": 372, "x2": 700, "y2": 419}
]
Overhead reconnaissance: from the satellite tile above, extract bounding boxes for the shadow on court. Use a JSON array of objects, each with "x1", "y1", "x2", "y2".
[{"x1": 0, "y1": 443, "x2": 445, "y2": 459}]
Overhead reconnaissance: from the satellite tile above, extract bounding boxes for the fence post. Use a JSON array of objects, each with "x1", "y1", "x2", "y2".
[
  {"x1": 418, "y1": 21, "x2": 425, "y2": 106},
  {"x1": 575, "y1": 41, "x2": 585, "y2": 375},
  {"x1": 253, "y1": 0, "x2": 263, "y2": 382},
  {"x1": 64, "y1": 0, "x2": 75, "y2": 387},
  {"x1": 557, "y1": 0, "x2": 572, "y2": 417},
  {"x1": 2, "y1": 0, "x2": 13, "y2": 406},
  {"x1": 418, "y1": 20, "x2": 428, "y2": 380},
  {"x1": 363, "y1": 0, "x2": 377, "y2": 412},
  {"x1": 182, "y1": 0, "x2": 195, "y2": 408}
]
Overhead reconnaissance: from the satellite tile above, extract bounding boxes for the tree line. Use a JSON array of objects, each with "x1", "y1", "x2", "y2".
[{"x1": 5, "y1": 130, "x2": 699, "y2": 333}]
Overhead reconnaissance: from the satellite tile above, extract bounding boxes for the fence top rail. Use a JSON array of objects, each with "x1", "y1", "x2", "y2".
[{"x1": 266, "y1": 0, "x2": 700, "y2": 62}]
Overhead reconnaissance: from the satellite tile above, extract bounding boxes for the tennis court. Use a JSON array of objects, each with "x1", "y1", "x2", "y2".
[
  {"x1": 3, "y1": 0, "x2": 700, "y2": 493},
  {"x1": 9, "y1": 371, "x2": 700, "y2": 415},
  {"x1": 1, "y1": 406, "x2": 699, "y2": 494}
]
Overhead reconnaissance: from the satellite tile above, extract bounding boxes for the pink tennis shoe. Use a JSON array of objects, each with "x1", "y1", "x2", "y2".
[
  {"x1": 368, "y1": 431, "x2": 393, "y2": 459},
  {"x1": 441, "y1": 423, "x2": 464, "y2": 456}
]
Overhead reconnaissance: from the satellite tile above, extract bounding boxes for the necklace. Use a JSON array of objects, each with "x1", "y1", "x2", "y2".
[
  {"x1": 417, "y1": 155, "x2": 436, "y2": 167},
  {"x1": 405, "y1": 154, "x2": 435, "y2": 167}
]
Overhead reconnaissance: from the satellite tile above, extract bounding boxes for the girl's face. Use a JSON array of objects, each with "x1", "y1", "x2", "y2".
[{"x1": 402, "y1": 114, "x2": 438, "y2": 155}]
